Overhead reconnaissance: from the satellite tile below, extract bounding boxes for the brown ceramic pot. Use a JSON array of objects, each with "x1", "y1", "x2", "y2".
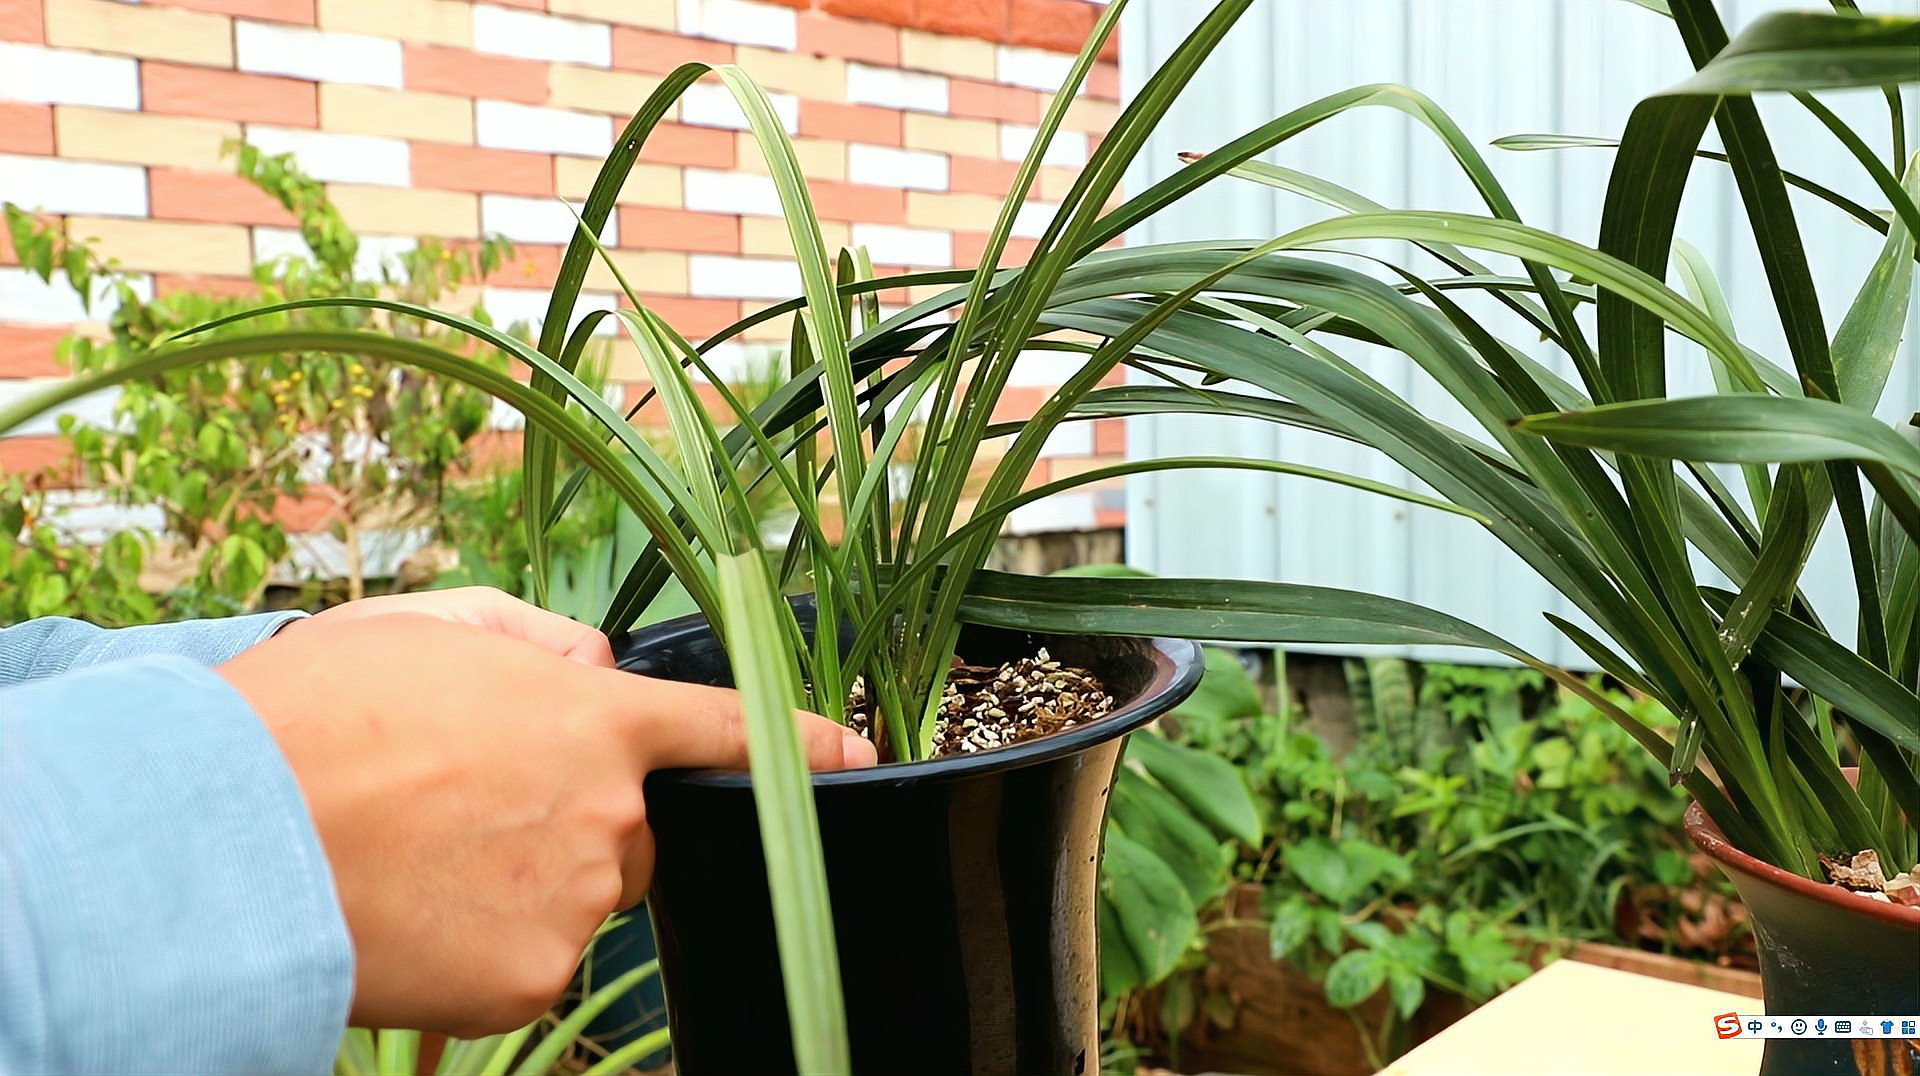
[{"x1": 1684, "y1": 802, "x2": 1919, "y2": 1075}]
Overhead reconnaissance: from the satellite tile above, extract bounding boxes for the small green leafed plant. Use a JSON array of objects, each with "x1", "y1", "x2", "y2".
[{"x1": 5, "y1": 3, "x2": 1916, "y2": 1072}]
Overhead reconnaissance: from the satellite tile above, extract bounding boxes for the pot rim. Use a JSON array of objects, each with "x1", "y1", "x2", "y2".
[
  {"x1": 620, "y1": 613, "x2": 1204, "y2": 789},
  {"x1": 1683, "y1": 800, "x2": 1920, "y2": 930}
]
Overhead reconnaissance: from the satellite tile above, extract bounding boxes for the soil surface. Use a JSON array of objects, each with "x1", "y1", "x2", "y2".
[
  {"x1": 846, "y1": 647, "x2": 1116, "y2": 759},
  {"x1": 1821, "y1": 849, "x2": 1920, "y2": 907}
]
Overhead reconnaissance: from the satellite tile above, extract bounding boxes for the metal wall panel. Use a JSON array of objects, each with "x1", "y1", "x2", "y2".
[{"x1": 1121, "y1": 0, "x2": 1920, "y2": 666}]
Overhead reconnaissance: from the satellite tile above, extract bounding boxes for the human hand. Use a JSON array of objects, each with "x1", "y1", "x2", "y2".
[
  {"x1": 217, "y1": 608, "x2": 874, "y2": 1036},
  {"x1": 298, "y1": 585, "x2": 616, "y2": 666}
]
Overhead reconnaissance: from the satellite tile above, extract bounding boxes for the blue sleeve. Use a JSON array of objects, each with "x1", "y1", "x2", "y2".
[
  {"x1": 0, "y1": 611, "x2": 308, "y2": 686},
  {"x1": 0, "y1": 654, "x2": 353, "y2": 1075}
]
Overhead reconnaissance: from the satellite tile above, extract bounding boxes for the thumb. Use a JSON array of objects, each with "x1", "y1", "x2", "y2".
[{"x1": 601, "y1": 673, "x2": 876, "y2": 773}]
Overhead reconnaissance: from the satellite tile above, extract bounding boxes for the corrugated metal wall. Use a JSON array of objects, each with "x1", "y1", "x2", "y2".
[{"x1": 1121, "y1": 0, "x2": 1920, "y2": 666}]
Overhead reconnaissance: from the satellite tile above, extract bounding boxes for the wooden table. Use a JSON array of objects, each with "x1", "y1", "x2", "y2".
[{"x1": 1378, "y1": 959, "x2": 1762, "y2": 1076}]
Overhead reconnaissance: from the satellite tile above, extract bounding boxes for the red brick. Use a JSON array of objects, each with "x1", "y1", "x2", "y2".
[
  {"x1": 1089, "y1": 61, "x2": 1119, "y2": 101},
  {"x1": 953, "y1": 230, "x2": 1037, "y2": 268},
  {"x1": 989, "y1": 384, "x2": 1048, "y2": 424},
  {"x1": 0, "y1": 104, "x2": 54, "y2": 154},
  {"x1": 949, "y1": 78, "x2": 1040, "y2": 123},
  {"x1": 808, "y1": 179, "x2": 905, "y2": 225},
  {"x1": 795, "y1": 11, "x2": 898, "y2": 65},
  {"x1": 143, "y1": 63, "x2": 319, "y2": 127},
  {"x1": 950, "y1": 155, "x2": 1019, "y2": 195},
  {"x1": 0, "y1": 327, "x2": 68, "y2": 378},
  {"x1": 616, "y1": 206, "x2": 737, "y2": 254},
  {"x1": 0, "y1": 436, "x2": 72, "y2": 479},
  {"x1": 1093, "y1": 417, "x2": 1124, "y2": 455},
  {"x1": 1099, "y1": 30, "x2": 1118, "y2": 64},
  {"x1": 819, "y1": 0, "x2": 910, "y2": 27},
  {"x1": 413, "y1": 143, "x2": 554, "y2": 197},
  {"x1": 636, "y1": 121, "x2": 734, "y2": 168},
  {"x1": 154, "y1": 273, "x2": 259, "y2": 299},
  {"x1": 0, "y1": 0, "x2": 43, "y2": 42},
  {"x1": 404, "y1": 44, "x2": 548, "y2": 105},
  {"x1": 916, "y1": 0, "x2": 1006, "y2": 40},
  {"x1": 799, "y1": 100, "x2": 901, "y2": 146},
  {"x1": 613, "y1": 26, "x2": 731, "y2": 73},
  {"x1": 151, "y1": 0, "x2": 315, "y2": 22},
  {"x1": 1007, "y1": 0, "x2": 1093, "y2": 53},
  {"x1": 637, "y1": 294, "x2": 741, "y2": 339},
  {"x1": 488, "y1": 243, "x2": 562, "y2": 288},
  {"x1": 756, "y1": 0, "x2": 807, "y2": 7},
  {"x1": 149, "y1": 170, "x2": 299, "y2": 227}
]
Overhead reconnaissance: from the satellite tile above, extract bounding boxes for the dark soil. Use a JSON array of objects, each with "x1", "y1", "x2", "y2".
[{"x1": 845, "y1": 647, "x2": 1116, "y2": 759}]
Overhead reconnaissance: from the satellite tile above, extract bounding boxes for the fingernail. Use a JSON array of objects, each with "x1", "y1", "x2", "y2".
[{"x1": 842, "y1": 732, "x2": 878, "y2": 769}]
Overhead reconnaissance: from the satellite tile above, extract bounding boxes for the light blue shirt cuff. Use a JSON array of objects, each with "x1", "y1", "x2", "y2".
[
  {"x1": 1, "y1": 655, "x2": 353, "y2": 1075},
  {"x1": 0, "y1": 611, "x2": 308, "y2": 685}
]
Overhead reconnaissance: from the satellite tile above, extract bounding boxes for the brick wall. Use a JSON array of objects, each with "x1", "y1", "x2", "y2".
[{"x1": 0, "y1": 0, "x2": 1126, "y2": 551}]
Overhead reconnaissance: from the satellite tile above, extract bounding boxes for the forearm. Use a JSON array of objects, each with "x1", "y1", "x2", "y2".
[
  {"x1": 0, "y1": 611, "x2": 307, "y2": 686},
  {"x1": 0, "y1": 657, "x2": 352, "y2": 1075}
]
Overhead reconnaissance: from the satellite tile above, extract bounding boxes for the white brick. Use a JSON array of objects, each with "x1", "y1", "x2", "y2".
[
  {"x1": 0, "y1": 155, "x2": 147, "y2": 217},
  {"x1": 846, "y1": 63, "x2": 947, "y2": 114},
  {"x1": 682, "y1": 168, "x2": 782, "y2": 217},
  {"x1": 1007, "y1": 492, "x2": 1096, "y2": 534},
  {"x1": 847, "y1": 143, "x2": 946, "y2": 192},
  {"x1": 236, "y1": 21, "x2": 403, "y2": 88},
  {"x1": 472, "y1": 6, "x2": 610, "y2": 66},
  {"x1": 851, "y1": 223, "x2": 949, "y2": 267},
  {"x1": 0, "y1": 266, "x2": 153, "y2": 324},
  {"x1": 244, "y1": 126, "x2": 411, "y2": 186},
  {"x1": 38, "y1": 491, "x2": 164, "y2": 543},
  {"x1": 693, "y1": 341, "x2": 782, "y2": 384},
  {"x1": 480, "y1": 194, "x2": 619, "y2": 246},
  {"x1": 1012, "y1": 200, "x2": 1058, "y2": 239},
  {"x1": 254, "y1": 227, "x2": 417, "y2": 279},
  {"x1": 481, "y1": 285, "x2": 621, "y2": 336},
  {"x1": 689, "y1": 255, "x2": 799, "y2": 299},
  {"x1": 996, "y1": 45, "x2": 1076, "y2": 93},
  {"x1": 475, "y1": 100, "x2": 612, "y2": 157},
  {"x1": 679, "y1": 81, "x2": 799, "y2": 134},
  {"x1": 1006, "y1": 349, "x2": 1084, "y2": 388},
  {"x1": 1000, "y1": 124, "x2": 1088, "y2": 167},
  {"x1": 0, "y1": 379, "x2": 121, "y2": 438},
  {"x1": 675, "y1": 0, "x2": 795, "y2": 49},
  {"x1": 281, "y1": 526, "x2": 433, "y2": 583},
  {"x1": 0, "y1": 44, "x2": 137, "y2": 109},
  {"x1": 1037, "y1": 422, "x2": 1093, "y2": 458}
]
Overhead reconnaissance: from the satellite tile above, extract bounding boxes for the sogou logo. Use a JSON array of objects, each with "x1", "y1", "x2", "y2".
[{"x1": 1714, "y1": 1013, "x2": 1742, "y2": 1039}]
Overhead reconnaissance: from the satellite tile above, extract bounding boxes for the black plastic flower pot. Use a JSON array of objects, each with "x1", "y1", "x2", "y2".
[
  {"x1": 1685, "y1": 801, "x2": 1920, "y2": 1075},
  {"x1": 612, "y1": 601, "x2": 1202, "y2": 1075}
]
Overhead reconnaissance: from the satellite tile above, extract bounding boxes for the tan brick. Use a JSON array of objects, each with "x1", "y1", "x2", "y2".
[
  {"x1": 45, "y1": 0, "x2": 233, "y2": 66},
  {"x1": 742, "y1": 217, "x2": 848, "y2": 257},
  {"x1": 56, "y1": 107, "x2": 240, "y2": 170},
  {"x1": 734, "y1": 134, "x2": 845, "y2": 182},
  {"x1": 1038, "y1": 165, "x2": 1079, "y2": 202},
  {"x1": 898, "y1": 29, "x2": 993, "y2": 80},
  {"x1": 555, "y1": 156, "x2": 680, "y2": 207},
  {"x1": 903, "y1": 113, "x2": 996, "y2": 160},
  {"x1": 327, "y1": 184, "x2": 479, "y2": 237},
  {"x1": 317, "y1": 0, "x2": 470, "y2": 48},
  {"x1": 547, "y1": 0, "x2": 672, "y2": 28},
  {"x1": 66, "y1": 216, "x2": 250, "y2": 274},
  {"x1": 740, "y1": 307, "x2": 795, "y2": 344},
  {"x1": 582, "y1": 248, "x2": 687, "y2": 296},
  {"x1": 549, "y1": 64, "x2": 666, "y2": 118},
  {"x1": 906, "y1": 191, "x2": 1001, "y2": 232},
  {"x1": 320, "y1": 84, "x2": 473, "y2": 144},
  {"x1": 1064, "y1": 95, "x2": 1120, "y2": 135},
  {"x1": 735, "y1": 45, "x2": 845, "y2": 101}
]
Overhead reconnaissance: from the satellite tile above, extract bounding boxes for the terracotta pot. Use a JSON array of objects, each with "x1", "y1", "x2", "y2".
[
  {"x1": 1684, "y1": 802, "x2": 1920, "y2": 1075},
  {"x1": 614, "y1": 600, "x2": 1202, "y2": 1075}
]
